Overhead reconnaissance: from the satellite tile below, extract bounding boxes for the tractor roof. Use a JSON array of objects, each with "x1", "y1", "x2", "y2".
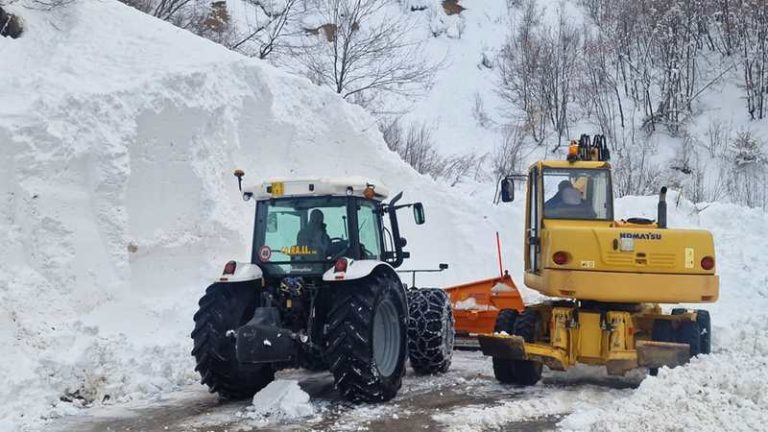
[{"x1": 244, "y1": 177, "x2": 390, "y2": 200}]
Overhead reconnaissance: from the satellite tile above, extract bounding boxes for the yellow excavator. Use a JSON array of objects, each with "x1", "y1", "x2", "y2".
[{"x1": 479, "y1": 134, "x2": 719, "y2": 384}]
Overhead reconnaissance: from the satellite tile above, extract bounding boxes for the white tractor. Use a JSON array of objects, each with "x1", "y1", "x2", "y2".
[{"x1": 191, "y1": 173, "x2": 454, "y2": 403}]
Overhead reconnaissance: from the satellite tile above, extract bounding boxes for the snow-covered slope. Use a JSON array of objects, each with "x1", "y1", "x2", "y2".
[{"x1": 0, "y1": 1, "x2": 520, "y2": 430}]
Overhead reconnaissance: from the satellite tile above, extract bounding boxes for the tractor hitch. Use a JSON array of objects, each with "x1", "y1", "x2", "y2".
[{"x1": 235, "y1": 307, "x2": 300, "y2": 364}]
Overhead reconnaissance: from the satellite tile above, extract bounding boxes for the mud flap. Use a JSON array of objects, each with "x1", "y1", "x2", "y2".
[
  {"x1": 636, "y1": 340, "x2": 690, "y2": 369},
  {"x1": 235, "y1": 307, "x2": 297, "y2": 364},
  {"x1": 478, "y1": 334, "x2": 526, "y2": 360}
]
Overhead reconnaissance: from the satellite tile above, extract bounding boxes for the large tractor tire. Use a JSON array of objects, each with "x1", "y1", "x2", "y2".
[
  {"x1": 191, "y1": 282, "x2": 275, "y2": 399},
  {"x1": 509, "y1": 308, "x2": 543, "y2": 386},
  {"x1": 324, "y1": 270, "x2": 408, "y2": 403},
  {"x1": 491, "y1": 309, "x2": 519, "y2": 384},
  {"x1": 407, "y1": 288, "x2": 455, "y2": 374}
]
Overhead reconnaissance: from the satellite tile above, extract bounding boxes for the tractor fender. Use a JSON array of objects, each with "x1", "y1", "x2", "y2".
[
  {"x1": 322, "y1": 259, "x2": 397, "y2": 283},
  {"x1": 218, "y1": 261, "x2": 263, "y2": 283}
]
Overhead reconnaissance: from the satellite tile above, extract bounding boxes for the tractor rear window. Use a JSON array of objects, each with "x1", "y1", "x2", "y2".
[
  {"x1": 257, "y1": 196, "x2": 351, "y2": 274},
  {"x1": 543, "y1": 168, "x2": 612, "y2": 220}
]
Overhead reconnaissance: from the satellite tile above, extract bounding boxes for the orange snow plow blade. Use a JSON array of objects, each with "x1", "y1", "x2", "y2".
[{"x1": 444, "y1": 273, "x2": 524, "y2": 349}]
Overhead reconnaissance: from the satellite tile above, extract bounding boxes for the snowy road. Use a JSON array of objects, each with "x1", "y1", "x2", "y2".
[{"x1": 49, "y1": 351, "x2": 644, "y2": 432}]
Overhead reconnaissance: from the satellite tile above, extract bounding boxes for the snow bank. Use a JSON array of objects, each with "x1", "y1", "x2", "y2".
[
  {"x1": 433, "y1": 386, "x2": 623, "y2": 432},
  {"x1": 0, "y1": 1, "x2": 520, "y2": 430},
  {"x1": 238, "y1": 380, "x2": 315, "y2": 423}
]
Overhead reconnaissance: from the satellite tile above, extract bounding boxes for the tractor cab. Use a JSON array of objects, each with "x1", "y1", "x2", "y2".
[{"x1": 240, "y1": 177, "x2": 424, "y2": 277}]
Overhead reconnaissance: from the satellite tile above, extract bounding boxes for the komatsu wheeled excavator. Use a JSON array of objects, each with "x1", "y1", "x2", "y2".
[{"x1": 479, "y1": 134, "x2": 719, "y2": 384}]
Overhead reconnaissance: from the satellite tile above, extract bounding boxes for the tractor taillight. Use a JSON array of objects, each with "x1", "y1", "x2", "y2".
[
  {"x1": 701, "y1": 256, "x2": 715, "y2": 270},
  {"x1": 223, "y1": 260, "x2": 237, "y2": 275},
  {"x1": 553, "y1": 251, "x2": 569, "y2": 266},
  {"x1": 334, "y1": 258, "x2": 348, "y2": 273}
]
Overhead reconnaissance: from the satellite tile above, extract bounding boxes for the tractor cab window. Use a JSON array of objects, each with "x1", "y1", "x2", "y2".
[
  {"x1": 357, "y1": 201, "x2": 383, "y2": 260},
  {"x1": 542, "y1": 168, "x2": 612, "y2": 220},
  {"x1": 259, "y1": 196, "x2": 351, "y2": 274}
]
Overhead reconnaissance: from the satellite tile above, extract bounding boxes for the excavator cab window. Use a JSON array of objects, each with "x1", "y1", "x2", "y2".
[{"x1": 542, "y1": 168, "x2": 612, "y2": 220}]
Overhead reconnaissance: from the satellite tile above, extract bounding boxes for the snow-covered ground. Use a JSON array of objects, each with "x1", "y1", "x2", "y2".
[{"x1": 1, "y1": 1, "x2": 768, "y2": 431}]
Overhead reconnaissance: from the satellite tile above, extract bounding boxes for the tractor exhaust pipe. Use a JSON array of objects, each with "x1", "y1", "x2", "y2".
[{"x1": 657, "y1": 187, "x2": 668, "y2": 229}]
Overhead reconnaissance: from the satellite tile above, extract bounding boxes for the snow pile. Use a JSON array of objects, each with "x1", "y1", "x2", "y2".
[
  {"x1": 454, "y1": 297, "x2": 496, "y2": 311},
  {"x1": 0, "y1": 0, "x2": 520, "y2": 430},
  {"x1": 238, "y1": 380, "x2": 315, "y2": 423},
  {"x1": 433, "y1": 387, "x2": 624, "y2": 432},
  {"x1": 560, "y1": 340, "x2": 768, "y2": 431}
]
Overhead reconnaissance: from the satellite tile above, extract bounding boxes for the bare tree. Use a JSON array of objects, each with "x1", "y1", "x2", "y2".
[
  {"x1": 118, "y1": 0, "x2": 211, "y2": 31},
  {"x1": 498, "y1": 1, "x2": 580, "y2": 149},
  {"x1": 299, "y1": 0, "x2": 438, "y2": 105},
  {"x1": 379, "y1": 119, "x2": 484, "y2": 185},
  {"x1": 229, "y1": 0, "x2": 300, "y2": 59},
  {"x1": 498, "y1": 0, "x2": 547, "y2": 144},
  {"x1": 491, "y1": 124, "x2": 528, "y2": 202},
  {"x1": 492, "y1": 124, "x2": 526, "y2": 183}
]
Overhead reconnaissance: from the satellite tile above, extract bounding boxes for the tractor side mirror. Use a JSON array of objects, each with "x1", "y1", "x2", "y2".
[
  {"x1": 397, "y1": 237, "x2": 407, "y2": 248},
  {"x1": 439, "y1": 263, "x2": 449, "y2": 270},
  {"x1": 413, "y1": 203, "x2": 425, "y2": 225},
  {"x1": 267, "y1": 213, "x2": 278, "y2": 233},
  {"x1": 500, "y1": 176, "x2": 514, "y2": 202}
]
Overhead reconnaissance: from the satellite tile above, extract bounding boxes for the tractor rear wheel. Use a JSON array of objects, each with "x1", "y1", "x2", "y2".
[
  {"x1": 491, "y1": 309, "x2": 519, "y2": 384},
  {"x1": 407, "y1": 288, "x2": 455, "y2": 374},
  {"x1": 325, "y1": 270, "x2": 408, "y2": 403},
  {"x1": 191, "y1": 282, "x2": 275, "y2": 399},
  {"x1": 509, "y1": 308, "x2": 543, "y2": 386}
]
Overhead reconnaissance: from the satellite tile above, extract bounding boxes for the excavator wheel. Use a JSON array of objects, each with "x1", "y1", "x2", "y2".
[
  {"x1": 649, "y1": 318, "x2": 674, "y2": 376},
  {"x1": 491, "y1": 309, "x2": 519, "y2": 383},
  {"x1": 672, "y1": 309, "x2": 702, "y2": 357},
  {"x1": 695, "y1": 309, "x2": 712, "y2": 354},
  {"x1": 509, "y1": 308, "x2": 543, "y2": 386}
]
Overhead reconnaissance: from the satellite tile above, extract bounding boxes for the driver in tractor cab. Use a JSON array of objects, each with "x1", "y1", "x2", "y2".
[
  {"x1": 545, "y1": 181, "x2": 597, "y2": 219},
  {"x1": 296, "y1": 209, "x2": 331, "y2": 260}
]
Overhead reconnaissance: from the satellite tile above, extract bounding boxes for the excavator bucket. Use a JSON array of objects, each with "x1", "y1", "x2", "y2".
[{"x1": 444, "y1": 273, "x2": 524, "y2": 349}]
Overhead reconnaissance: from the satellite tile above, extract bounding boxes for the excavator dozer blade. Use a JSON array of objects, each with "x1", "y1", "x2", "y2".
[
  {"x1": 636, "y1": 340, "x2": 691, "y2": 368},
  {"x1": 478, "y1": 334, "x2": 526, "y2": 360}
]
